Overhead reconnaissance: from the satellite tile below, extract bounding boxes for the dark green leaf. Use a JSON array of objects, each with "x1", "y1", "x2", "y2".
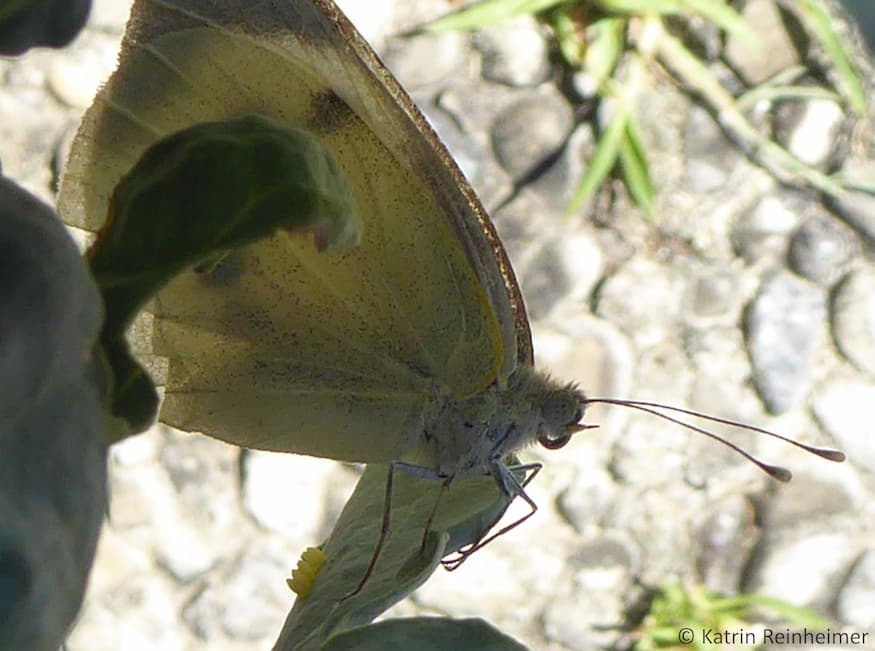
[
  {"x1": 87, "y1": 114, "x2": 360, "y2": 433},
  {"x1": 0, "y1": 0, "x2": 91, "y2": 55},
  {"x1": 0, "y1": 176, "x2": 107, "y2": 651},
  {"x1": 321, "y1": 617, "x2": 530, "y2": 651},
  {"x1": 274, "y1": 464, "x2": 515, "y2": 651}
]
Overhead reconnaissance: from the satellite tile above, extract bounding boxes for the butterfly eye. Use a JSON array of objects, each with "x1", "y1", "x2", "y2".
[{"x1": 538, "y1": 432, "x2": 572, "y2": 450}]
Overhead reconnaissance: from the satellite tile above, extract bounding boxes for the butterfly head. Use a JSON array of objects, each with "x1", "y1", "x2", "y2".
[{"x1": 536, "y1": 384, "x2": 594, "y2": 451}]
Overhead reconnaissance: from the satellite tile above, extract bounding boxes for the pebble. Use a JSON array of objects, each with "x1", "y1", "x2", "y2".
[
  {"x1": 774, "y1": 96, "x2": 845, "y2": 168},
  {"x1": 595, "y1": 257, "x2": 684, "y2": 349},
  {"x1": 812, "y1": 377, "x2": 875, "y2": 473},
  {"x1": 418, "y1": 101, "x2": 488, "y2": 189},
  {"x1": 475, "y1": 15, "x2": 550, "y2": 87},
  {"x1": 831, "y1": 265, "x2": 875, "y2": 378},
  {"x1": 836, "y1": 549, "x2": 875, "y2": 628},
  {"x1": 788, "y1": 210, "x2": 860, "y2": 285},
  {"x1": 542, "y1": 534, "x2": 636, "y2": 650},
  {"x1": 829, "y1": 158, "x2": 875, "y2": 243},
  {"x1": 384, "y1": 29, "x2": 467, "y2": 89},
  {"x1": 731, "y1": 191, "x2": 803, "y2": 264},
  {"x1": 750, "y1": 533, "x2": 858, "y2": 607},
  {"x1": 491, "y1": 88, "x2": 575, "y2": 184},
  {"x1": 724, "y1": 0, "x2": 804, "y2": 84},
  {"x1": 692, "y1": 495, "x2": 759, "y2": 594},
  {"x1": 745, "y1": 271, "x2": 826, "y2": 413},
  {"x1": 684, "y1": 265, "x2": 743, "y2": 326},
  {"x1": 682, "y1": 105, "x2": 740, "y2": 193}
]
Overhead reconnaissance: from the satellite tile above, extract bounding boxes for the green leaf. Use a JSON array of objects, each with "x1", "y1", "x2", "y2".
[
  {"x1": 568, "y1": 105, "x2": 628, "y2": 213},
  {"x1": 86, "y1": 114, "x2": 360, "y2": 435},
  {"x1": 0, "y1": 175, "x2": 108, "y2": 651},
  {"x1": 618, "y1": 113, "x2": 655, "y2": 215},
  {"x1": 423, "y1": 0, "x2": 568, "y2": 32},
  {"x1": 0, "y1": 0, "x2": 91, "y2": 55},
  {"x1": 0, "y1": 0, "x2": 33, "y2": 22},
  {"x1": 797, "y1": 0, "x2": 866, "y2": 116},
  {"x1": 321, "y1": 617, "x2": 530, "y2": 651},
  {"x1": 274, "y1": 464, "x2": 516, "y2": 651},
  {"x1": 0, "y1": 176, "x2": 104, "y2": 421}
]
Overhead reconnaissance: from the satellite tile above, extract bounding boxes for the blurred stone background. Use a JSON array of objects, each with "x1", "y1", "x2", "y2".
[{"x1": 2, "y1": 0, "x2": 874, "y2": 649}]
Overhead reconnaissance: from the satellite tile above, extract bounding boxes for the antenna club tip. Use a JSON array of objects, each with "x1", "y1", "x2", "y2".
[
  {"x1": 770, "y1": 466, "x2": 793, "y2": 482},
  {"x1": 820, "y1": 449, "x2": 846, "y2": 463}
]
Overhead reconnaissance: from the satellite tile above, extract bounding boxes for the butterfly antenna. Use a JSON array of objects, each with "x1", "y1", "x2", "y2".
[{"x1": 584, "y1": 398, "x2": 845, "y2": 482}]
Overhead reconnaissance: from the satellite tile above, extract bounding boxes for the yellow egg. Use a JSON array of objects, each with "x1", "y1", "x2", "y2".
[{"x1": 287, "y1": 546, "x2": 326, "y2": 597}]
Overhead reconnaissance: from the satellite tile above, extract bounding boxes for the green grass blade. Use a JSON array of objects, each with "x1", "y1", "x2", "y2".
[
  {"x1": 618, "y1": 113, "x2": 656, "y2": 215},
  {"x1": 595, "y1": 0, "x2": 684, "y2": 16},
  {"x1": 797, "y1": 0, "x2": 866, "y2": 116},
  {"x1": 549, "y1": 7, "x2": 587, "y2": 67},
  {"x1": 682, "y1": 0, "x2": 759, "y2": 50},
  {"x1": 742, "y1": 595, "x2": 832, "y2": 629},
  {"x1": 596, "y1": 0, "x2": 757, "y2": 49},
  {"x1": 736, "y1": 84, "x2": 841, "y2": 112},
  {"x1": 581, "y1": 16, "x2": 628, "y2": 85},
  {"x1": 423, "y1": 0, "x2": 568, "y2": 32},
  {"x1": 655, "y1": 25, "x2": 846, "y2": 197},
  {"x1": 568, "y1": 106, "x2": 628, "y2": 213}
]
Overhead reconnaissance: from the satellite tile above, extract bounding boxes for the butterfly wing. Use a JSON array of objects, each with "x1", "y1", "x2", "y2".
[{"x1": 59, "y1": 0, "x2": 532, "y2": 460}]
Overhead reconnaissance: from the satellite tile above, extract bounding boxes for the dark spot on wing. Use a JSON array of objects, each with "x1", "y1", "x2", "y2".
[{"x1": 307, "y1": 89, "x2": 357, "y2": 134}]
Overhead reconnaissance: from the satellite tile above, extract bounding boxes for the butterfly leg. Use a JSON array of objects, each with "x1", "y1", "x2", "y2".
[
  {"x1": 442, "y1": 461, "x2": 542, "y2": 571},
  {"x1": 342, "y1": 461, "x2": 450, "y2": 600},
  {"x1": 341, "y1": 463, "x2": 396, "y2": 600},
  {"x1": 392, "y1": 462, "x2": 455, "y2": 560}
]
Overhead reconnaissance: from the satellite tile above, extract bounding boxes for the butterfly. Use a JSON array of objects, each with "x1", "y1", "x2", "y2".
[{"x1": 58, "y1": 0, "x2": 845, "y2": 613}]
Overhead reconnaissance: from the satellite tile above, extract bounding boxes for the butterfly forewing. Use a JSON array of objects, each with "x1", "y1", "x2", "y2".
[{"x1": 58, "y1": 0, "x2": 530, "y2": 460}]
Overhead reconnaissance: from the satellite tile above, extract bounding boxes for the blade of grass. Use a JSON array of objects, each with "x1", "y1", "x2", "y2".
[
  {"x1": 595, "y1": 0, "x2": 685, "y2": 15},
  {"x1": 549, "y1": 6, "x2": 587, "y2": 67},
  {"x1": 736, "y1": 84, "x2": 841, "y2": 112},
  {"x1": 796, "y1": 0, "x2": 866, "y2": 116},
  {"x1": 743, "y1": 595, "x2": 832, "y2": 629},
  {"x1": 683, "y1": 0, "x2": 759, "y2": 51},
  {"x1": 568, "y1": 105, "x2": 628, "y2": 213},
  {"x1": 653, "y1": 21, "x2": 846, "y2": 198},
  {"x1": 423, "y1": 0, "x2": 568, "y2": 32},
  {"x1": 596, "y1": 0, "x2": 757, "y2": 49},
  {"x1": 581, "y1": 16, "x2": 628, "y2": 86},
  {"x1": 619, "y1": 113, "x2": 656, "y2": 215}
]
